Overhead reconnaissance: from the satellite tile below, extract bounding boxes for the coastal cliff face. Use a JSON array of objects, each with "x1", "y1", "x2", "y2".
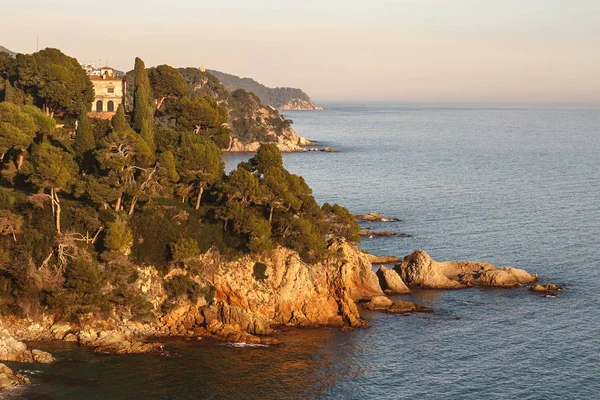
[
  {"x1": 0, "y1": 239, "x2": 383, "y2": 364},
  {"x1": 208, "y1": 239, "x2": 382, "y2": 331},
  {"x1": 225, "y1": 105, "x2": 314, "y2": 152},
  {"x1": 278, "y1": 99, "x2": 323, "y2": 111},
  {"x1": 0, "y1": 240, "x2": 544, "y2": 387},
  {"x1": 208, "y1": 69, "x2": 322, "y2": 111}
]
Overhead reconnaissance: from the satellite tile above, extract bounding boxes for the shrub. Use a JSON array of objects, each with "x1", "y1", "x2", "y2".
[
  {"x1": 104, "y1": 221, "x2": 133, "y2": 254},
  {"x1": 170, "y1": 238, "x2": 201, "y2": 261}
]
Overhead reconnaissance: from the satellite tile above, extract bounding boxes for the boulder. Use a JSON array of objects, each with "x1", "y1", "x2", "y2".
[
  {"x1": 366, "y1": 254, "x2": 400, "y2": 264},
  {"x1": 396, "y1": 250, "x2": 538, "y2": 289},
  {"x1": 0, "y1": 329, "x2": 55, "y2": 363},
  {"x1": 78, "y1": 328, "x2": 164, "y2": 355},
  {"x1": 376, "y1": 266, "x2": 411, "y2": 294},
  {"x1": 529, "y1": 283, "x2": 562, "y2": 293},
  {"x1": 360, "y1": 230, "x2": 398, "y2": 237},
  {"x1": 360, "y1": 296, "x2": 393, "y2": 311},
  {"x1": 387, "y1": 301, "x2": 433, "y2": 314},
  {"x1": 0, "y1": 363, "x2": 29, "y2": 391},
  {"x1": 353, "y1": 213, "x2": 400, "y2": 222}
]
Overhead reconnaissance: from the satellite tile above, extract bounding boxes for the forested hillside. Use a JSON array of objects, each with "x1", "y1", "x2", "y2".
[
  {"x1": 208, "y1": 70, "x2": 321, "y2": 110},
  {"x1": 0, "y1": 48, "x2": 358, "y2": 322}
]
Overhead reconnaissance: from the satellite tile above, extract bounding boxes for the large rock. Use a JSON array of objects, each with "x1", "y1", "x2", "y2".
[
  {"x1": 366, "y1": 254, "x2": 400, "y2": 264},
  {"x1": 376, "y1": 266, "x2": 411, "y2": 294},
  {"x1": 209, "y1": 238, "x2": 382, "y2": 331},
  {"x1": 0, "y1": 363, "x2": 29, "y2": 391},
  {"x1": 78, "y1": 327, "x2": 164, "y2": 355},
  {"x1": 0, "y1": 329, "x2": 55, "y2": 363},
  {"x1": 396, "y1": 250, "x2": 538, "y2": 289}
]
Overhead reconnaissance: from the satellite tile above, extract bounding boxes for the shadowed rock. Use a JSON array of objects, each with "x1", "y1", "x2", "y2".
[{"x1": 376, "y1": 266, "x2": 411, "y2": 294}]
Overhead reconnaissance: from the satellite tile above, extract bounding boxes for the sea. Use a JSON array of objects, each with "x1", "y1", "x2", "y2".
[{"x1": 5, "y1": 103, "x2": 600, "y2": 399}]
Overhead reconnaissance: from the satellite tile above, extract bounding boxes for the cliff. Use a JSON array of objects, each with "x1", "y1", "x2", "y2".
[
  {"x1": 0, "y1": 239, "x2": 383, "y2": 355},
  {"x1": 208, "y1": 69, "x2": 322, "y2": 111}
]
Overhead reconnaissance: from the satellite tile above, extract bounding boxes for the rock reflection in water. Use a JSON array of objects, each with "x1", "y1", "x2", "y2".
[{"x1": 15, "y1": 328, "x2": 361, "y2": 400}]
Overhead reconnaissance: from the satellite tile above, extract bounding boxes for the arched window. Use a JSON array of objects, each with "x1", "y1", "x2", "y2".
[
  {"x1": 96, "y1": 100, "x2": 103, "y2": 112},
  {"x1": 107, "y1": 101, "x2": 114, "y2": 112}
]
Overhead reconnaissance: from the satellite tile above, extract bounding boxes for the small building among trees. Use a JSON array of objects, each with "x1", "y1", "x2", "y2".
[{"x1": 87, "y1": 67, "x2": 126, "y2": 119}]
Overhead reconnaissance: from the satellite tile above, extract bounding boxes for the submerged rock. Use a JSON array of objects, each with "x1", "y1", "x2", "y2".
[
  {"x1": 396, "y1": 250, "x2": 538, "y2": 289},
  {"x1": 360, "y1": 230, "x2": 398, "y2": 237},
  {"x1": 376, "y1": 266, "x2": 411, "y2": 294},
  {"x1": 387, "y1": 301, "x2": 433, "y2": 314}
]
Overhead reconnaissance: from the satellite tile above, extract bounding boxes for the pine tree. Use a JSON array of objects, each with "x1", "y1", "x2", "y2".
[
  {"x1": 111, "y1": 103, "x2": 131, "y2": 132},
  {"x1": 132, "y1": 57, "x2": 153, "y2": 131},
  {"x1": 140, "y1": 118, "x2": 156, "y2": 154}
]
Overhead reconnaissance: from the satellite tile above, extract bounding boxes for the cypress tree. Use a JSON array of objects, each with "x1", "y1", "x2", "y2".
[
  {"x1": 111, "y1": 103, "x2": 131, "y2": 132},
  {"x1": 140, "y1": 118, "x2": 156, "y2": 155},
  {"x1": 133, "y1": 57, "x2": 153, "y2": 131},
  {"x1": 3, "y1": 80, "x2": 16, "y2": 103},
  {"x1": 74, "y1": 112, "x2": 95, "y2": 158}
]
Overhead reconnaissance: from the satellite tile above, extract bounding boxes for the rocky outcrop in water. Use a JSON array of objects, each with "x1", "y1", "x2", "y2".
[
  {"x1": 396, "y1": 250, "x2": 538, "y2": 289},
  {"x1": 376, "y1": 266, "x2": 411, "y2": 294},
  {"x1": 0, "y1": 328, "x2": 55, "y2": 363},
  {"x1": 353, "y1": 213, "x2": 400, "y2": 222},
  {"x1": 0, "y1": 363, "x2": 29, "y2": 391},
  {"x1": 359, "y1": 296, "x2": 432, "y2": 314}
]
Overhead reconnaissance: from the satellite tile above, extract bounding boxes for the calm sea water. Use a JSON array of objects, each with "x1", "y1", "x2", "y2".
[{"x1": 6, "y1": 104, "x2": 600, "y2": 399}]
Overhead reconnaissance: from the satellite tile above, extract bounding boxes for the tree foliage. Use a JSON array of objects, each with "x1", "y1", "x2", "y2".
[
  {"x1": 132, "y1": 57, "x2": 153, "y2": 131},
  {"x1": 13, "y1": 48, "x2": 93, "y2": 117}
]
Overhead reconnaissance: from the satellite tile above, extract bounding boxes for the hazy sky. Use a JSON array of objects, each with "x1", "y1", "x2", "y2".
[{"x1": 2, "y1": 0, "x2": 600, "y2": 103}]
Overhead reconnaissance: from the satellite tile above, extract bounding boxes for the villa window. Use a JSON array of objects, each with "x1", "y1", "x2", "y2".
[
  {"x1": 108, "y1": 87, "x2": 115, "y2": 94},
  {"x1": 96, "y1": 100, "x2": 103, "y2": 112},
  {"x1": 107, "y1": 101, "x2": 114, "y2": 112}
]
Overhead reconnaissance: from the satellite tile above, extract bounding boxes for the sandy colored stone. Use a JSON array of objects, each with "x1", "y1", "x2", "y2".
[
  {"x1": 0, "y1": 329, "x2": 55, "y2": 363},
  {"x1": 366, "y1": 254, "x2": 400, "y2": 264},
  {"x1": 376, "y1": 266, "x2": 411, "y2": 294},
  {"x1": 0, "y1": 363, "x2": 29, "y2": 390},
  {"x1": 396, "y1": 250, "x2": 538, "y2": 289}
]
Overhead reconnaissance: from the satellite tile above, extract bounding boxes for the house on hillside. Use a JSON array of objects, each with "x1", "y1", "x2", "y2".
[{"x1": 87, "y1": 66, "x2": 126, "y2": 119}]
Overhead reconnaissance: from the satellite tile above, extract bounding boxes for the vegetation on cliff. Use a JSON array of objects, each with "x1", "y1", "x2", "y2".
[
  {"x1": 208, "y1": 69, "x2": 320, "y2": 110},
  {"x1": 125, "y1": 65, "x2": 305, "y2": 150},
  {"x1": 0, "y1": 48, "x2": 359, "y2": 324}
]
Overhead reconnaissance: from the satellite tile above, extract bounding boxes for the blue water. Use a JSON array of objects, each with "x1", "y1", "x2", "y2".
[{"x1": 7, "y1": 104, "x2": 600, "y2": 399}]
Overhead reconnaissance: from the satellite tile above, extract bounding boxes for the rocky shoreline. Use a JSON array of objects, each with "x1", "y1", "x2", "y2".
[{"x1": 0, "y1": 239, "x2": 558, "y2": 392}]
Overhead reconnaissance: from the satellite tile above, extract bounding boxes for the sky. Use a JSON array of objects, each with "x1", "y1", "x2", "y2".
[{"x1": 2, "y1": 0, "x2": 600, "y2": 103}]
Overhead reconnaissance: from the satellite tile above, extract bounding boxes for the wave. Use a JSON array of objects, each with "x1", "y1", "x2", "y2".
[{"x1": 225, "y1": 342, "x2": 270, "y2": 348}]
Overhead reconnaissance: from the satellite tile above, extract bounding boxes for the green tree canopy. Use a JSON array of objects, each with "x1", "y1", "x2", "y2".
[
  {"x1": 0, "y1": 102, "x2": 37, "y2": 158},
  {"x1": 132, "y1": 57, "x2": 153, "y2": 131},
  {"x1": 148, "y1": 65, "x2": 187, "y2": 111},
  {"x1": 29, "y1": 141, "x2": 79, "y2": 232},
  {"x1": 14, "y1": 48, "x2": 93, "y2": 117},
  {"x1": 176, "y1": 134, "x2": 224, "y2": 209},
  {"x1": 111, "y1": 103, "x2": 132, "y2": 133}
]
